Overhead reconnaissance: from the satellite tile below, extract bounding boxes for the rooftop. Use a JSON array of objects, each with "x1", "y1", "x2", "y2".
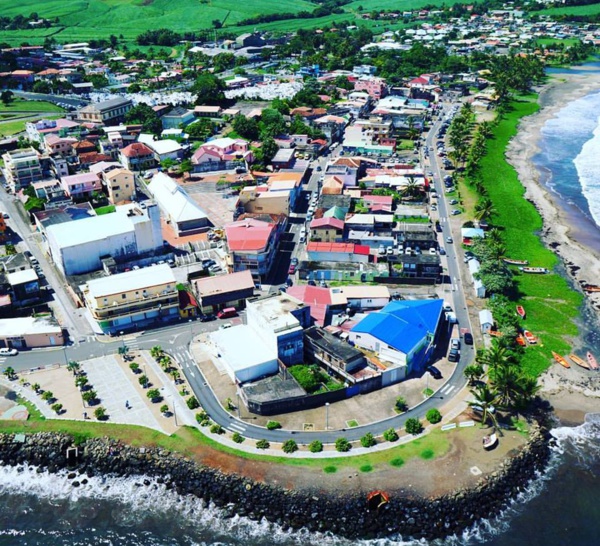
[
  {"x1": 0, "y1": 316, "x2": 61, "y2": 336},
  {"x1": 7, "y1": 269, "x2": 38, "y2": 286},
  {"x1": 86, "y1": 263, "x2": 175, "y2": 298},
  {"x1": 149, "y1": 172, "x2": 208, "y2": 223},
  {"x1": 193, "y1": 270, "x2": 254, "y2": 297},
  {"x1": 225, "y1": 218, "x2": 275, "y2": 252}
]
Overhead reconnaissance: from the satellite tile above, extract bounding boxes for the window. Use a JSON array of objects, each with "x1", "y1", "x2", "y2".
[{"x1": 122, "y1": 294, "x2": 127, "y2": 299}]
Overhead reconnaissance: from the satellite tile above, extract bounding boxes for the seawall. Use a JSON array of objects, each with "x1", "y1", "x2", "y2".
[{"x1": 0, "y1": 422, "x2": 554, "y2": 541}]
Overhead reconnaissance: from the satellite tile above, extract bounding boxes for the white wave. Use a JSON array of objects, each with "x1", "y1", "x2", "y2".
[{"x1": 574, "y1": 120, "x2": 600, "y2": 228}]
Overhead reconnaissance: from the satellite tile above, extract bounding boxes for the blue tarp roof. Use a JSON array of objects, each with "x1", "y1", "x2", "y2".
[{"x1": 351, "y1": 299, "x2": 444, "y2": 354}]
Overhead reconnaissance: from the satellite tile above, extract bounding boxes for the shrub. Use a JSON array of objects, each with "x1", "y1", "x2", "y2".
[
  {"x1": 160, "y1": 404, "x2": 169, "y2": 414},
  {"x1": 335, "y1": 437, "x2": 351, "y2": 452},
  {"x1": 82, "y1": 390, "x2": 97, "y2": 404},
  {"x1": 75, "y1": 376, "x2": 88, "y2": 389},
  {"x1": 405, "y1": 417, "x2": 423, "y2": 435},
  {"x1": 309, "y1": 440, "x2": 323, "y2": 453},
  {"x1": 383, "y1": 428, "x2": 399, "y2": 442},
  {"x1": 195, "y1": 410, "x2": 210, "y2": 426},
  {"x1": 129, "y1": 363, "x2": 140, "y2": 373},
  {"x1": 256, "y1": 439, "x2": 270, "y2": 450},
  {"x1": 360, "y1": 433, "x2": 376, "y2": 448},
  {"x1": 210, "y1": 424, "x2": 224, "y2": 434},
  {"x1": 147, "y1": 388, "x2": 162, "y2": 402},
  {"x1": 41, "y1": 391, "x2": 54, "y2": 402},
  {"x1": 282, "y1": 439, "x2": 298, "y2": 453},
  {"x1": 359, "y1": 464, "x2": 373, "y2": 472},
  {"x1": 186, "y1": 396, "x2": 200, "y2": 410},
  {"x1": 51, "y1": 403, "x2": 63, "y2": 414},
  {"x1": 426, "y1": 408, "x2": 442, "y2": 424},
  {"x1": 395, "y1": 396, "x2": 408, "y2": 412},
  {"x1": 266, "y1": 420, "x2": 281, "y2": 430},
  {"x1": 32, "y1": 383, "x2": 41, "y2": 393},
  {"x1": 390, "y1": 457, "x2": 405, "y2": 467},
  {"x1": 138, "y1": 375, "x2": 149, "y2": 388},
  {"x1": 323, "y1": 466, "x2": 337, "y2": 473},
  {"x1": 232, "y1": 432, "x2": 245, "y2": 443},
  {"x1": 94, "y1": 406, "x2": 107, "y2": 420}
]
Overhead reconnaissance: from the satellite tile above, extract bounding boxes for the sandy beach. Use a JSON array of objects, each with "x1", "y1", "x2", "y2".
[
  {"x1": 507, "y1": 69, "x2": 600, "y2": 315},
  {"x1": 506, "y1": 69, "x2": 600, "y2": 422}
]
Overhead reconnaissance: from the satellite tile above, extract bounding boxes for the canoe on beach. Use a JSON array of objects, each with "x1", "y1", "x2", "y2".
[
  {"x1": 519, "y1": 267, "x2": 549, "y2": 274},
  {"x1": 552, "y1": 351, "x2": 570, "y2": 369},
  {"x1": 568, "y1": 354, "x2": 589, "y2": 369},
  {"x1": 587, "y1": 352, "x2": 599, "y2": 370},
  {"x1": 516, "y1": 305, "x2": 526, "y2": 319},
  {"x1": 503, "y1": 258, "x2": 529, "y2": 266},
  {"x1": 523, "y1": 330, "x2": 537, "y2": 344}
]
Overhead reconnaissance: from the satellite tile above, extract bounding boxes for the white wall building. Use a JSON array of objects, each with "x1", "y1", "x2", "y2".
[{"x1": 45, "y1": 203, "x2": 162, "y2": 275}]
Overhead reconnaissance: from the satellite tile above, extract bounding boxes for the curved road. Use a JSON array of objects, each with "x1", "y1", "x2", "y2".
[{"x1": 4, "y1": 102, "x2": 475, "y2": 444}]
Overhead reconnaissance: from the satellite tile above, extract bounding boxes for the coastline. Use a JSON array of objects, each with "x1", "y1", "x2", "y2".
[
  {"x1": 505, "y1": 70, "x2": 600, "y2": 425},
  {"x1": 506, "y1": 70, "x2": 600, "y2": 319}
]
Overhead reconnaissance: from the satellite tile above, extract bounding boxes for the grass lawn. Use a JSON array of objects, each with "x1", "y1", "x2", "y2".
[
  {"x1": 0, "y1": 418, "x2": 451, "y2": 473},
  {"x1": 0, "y1": 120, "x2": 28, "y2": 137},
  {"x1": 95, "y1": 205, "x2": 116, "y2": 215},
  {"x1": 0, "y1": 99, "x2": 64, "y2": 113},
  {"x1": 479, "y1": 98, "x2": 583, "y2": 376},
  {"x1": 538, "y1": 3, "x2": 600, "y2": 16}
]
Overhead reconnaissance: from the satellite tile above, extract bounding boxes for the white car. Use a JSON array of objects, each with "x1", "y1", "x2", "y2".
[{"x1": 0, "y1": 347, "x2": 18, "y2": 356}]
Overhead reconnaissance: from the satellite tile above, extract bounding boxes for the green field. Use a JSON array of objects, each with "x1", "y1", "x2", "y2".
[
  {"x1": 0, "y1": 0, "x2": 478, "y2": 45},
  {"x1": 538, "y1": 3, "x2": 600, "y2": 17},
  {"x1": 0, "y1": 99, "x2": 64, "y2": 113},
  {"x1": 479, "y1": 97, "x2": 583, "y2": 376}
]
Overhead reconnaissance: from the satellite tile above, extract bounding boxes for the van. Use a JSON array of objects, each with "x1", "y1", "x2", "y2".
[{"x1": 217, "y1": 307, "x2": 237, "y2": 319}]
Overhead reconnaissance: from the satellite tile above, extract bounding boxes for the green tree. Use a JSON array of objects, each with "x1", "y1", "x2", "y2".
[
  {"x1": 383, "y1": 428, "x2": 399, "y2": 442},
  {"x1": 360, "y1": 432, "x2": 376, "y2": 448},
  {"x1": 256, "y1": 439, "x2": 270, "y2": 449},
  {"x1": 186, "y1": 396, "x2": 200, "y2": 410},
  {"x1": 232, "y1": 432, "x2": 245, "y2": 443},
  {"x1": 67, "y1": 361, "x2": 80, "y2": 375},
  {"x1": 309, "y1": 440, "x2": 323, "y2": 453},
  {"x1": 335, "y1": 437, "x2": 352, "y2": 452},
  {"x1": 405, "y1": 418, "x2": 423, "y2": 435},
  {"x1": 395, "y1": 396, "x2": 408, "y2": 412},
  {"x1": 51, "y1": 403, "x2": 63, "y2": 414},
  {"x1": 147, "y1": 388, "x2": 162, "y2": 402},
  {"x1": 426, "y1": 408, "x2": 442, "y2": 424},
  {"x1": 129, "y1": 362, "x2": 140, "y2": 374},
  {"x1": 2, "y1": 366, "x2": 15, "y2": 380},
  {"x1": 282, "y1": 439, "x2": 298, "y2": 453},
  {"x1": 41, "y1": 390, "x2": 54, "y2": 402},
  {"x1": 75, "y1": 376, "x2": 88, "y2": 390},
  {"x1": 192, "y1": 72, "x2": 226, "y2": 106},
  {"x1": 468, "y1": 384, "x2": 500, "y2": 434},
  {"x1": 94, "y1": 406, "x2": 107, "y2": 420},
  {"x1": 232, "y1": 115, "x2": 259, "y2": 140},
  {"x1": 266, "y1": 420, "x2": 281, "y2": 430},
  {"x1": 464, "y1": 364, "x2": 485, "y2": 385},
  {"x1": 1, "y1": 90, "x2": 14, "y2": 105},
  {"x1": 160, "y1": 404, "x2": 169, "y2": 414},
  {"x1": 82, "y1": 390, "x2": 97, "y2": 404},
  {"x1": 32, "y1": 80, "x2": 51, "y2": 94},
  {"x1": 138, "y1": 375, "x2": 149, "y2": 388},
  {"x1": 125, "y1": 103, "x2": 162, "y2": 134}
]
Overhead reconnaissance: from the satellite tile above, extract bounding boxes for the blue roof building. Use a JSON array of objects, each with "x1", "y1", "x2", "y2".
[{"x1": 349, "y1": 299, "x2": 444, "y2": 385}]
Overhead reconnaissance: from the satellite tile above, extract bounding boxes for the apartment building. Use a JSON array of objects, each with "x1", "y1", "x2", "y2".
[{"x1": 1, "y1": 147, "x2": 43, "y2": 191}]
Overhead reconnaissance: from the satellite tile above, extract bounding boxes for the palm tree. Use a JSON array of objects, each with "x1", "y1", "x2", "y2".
[
  {"x1": 469, "y1": 384, "x2": 501, "y2": 435},
  {"x1": 490, "y1": 364, "x2": 522, "y2": 409},
  {"x1": 401, "y1": 176, "x2": 422, "y2": 201},
  {"x1": 476, "y1": 341, "x2": 510, "y2": 372},
  {"x1": 67, "y1": 361, "x2": 80, "y2": 375},
  {"x1": 464, "y1": 364, "x2": 485, "y2": 385},
  {"x1": 474, "y1": 197, "x2": 496, "y2": 222},
  {"x1": 513, "y1": 375, "x2": 541, "y2": 412}
]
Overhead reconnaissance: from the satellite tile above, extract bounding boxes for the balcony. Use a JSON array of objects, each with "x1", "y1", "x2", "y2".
[{"x1": 91, "y1": 298, "x2": 178, "y2": 320}]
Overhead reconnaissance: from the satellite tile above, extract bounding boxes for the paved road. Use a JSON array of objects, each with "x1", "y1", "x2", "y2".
[{"x1": 13, "y1": 90, "x2": 88, "y2": 108}]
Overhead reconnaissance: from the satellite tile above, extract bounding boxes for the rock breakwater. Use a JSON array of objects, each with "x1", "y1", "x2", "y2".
[{"x1": 0, "y1": 424, "x2": 553, "y2": 541}]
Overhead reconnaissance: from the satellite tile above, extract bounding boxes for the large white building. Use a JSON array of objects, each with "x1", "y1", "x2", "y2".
[
  {"x1": 148, "y1": 172, "x2": 209, "y2": 236},
  {"x1": 45, "y1": 203, "x2": 162, "y2": 275}
]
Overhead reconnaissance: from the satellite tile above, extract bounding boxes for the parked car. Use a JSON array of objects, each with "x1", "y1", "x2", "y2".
[
  {"x1": 199, "y1": 314, "x2": 216, "y2": 322},
  {"x1": 439, "y1": 247, "x2": 446, "y2": 255},
  {"x1": 427, "y1": 366, "x2": 442, "y2": 379},
  {"x1": 288, "y1": 264, "x2": 296, "y2": 274},
  {"x1": 451, "y1": 209, "x2": 461, "y2": 215},
  {"x1": 450, "y1": 338, "x2": 461, "y2": 350},
  {"x1": 219, "y1": 322, "x2": 233, "y2": 330},
  {"x1": 446, "y1": 236, "x2": 453, "y2": 244},
  {"x1": 463, "y1": 331, "x2": 474, "y2": 345},
  {"x1": 429, "y1": 247, "x2": 437, "y2": 255},
  {"x1": 0, "y1": 348, "x2": 18, "y2": 356},
  {"x1": 217, "y1": 307, "x2": 237, "y2": 319},
  {"x1": 448, "y1": 348, "x2": 460, "y2": 362},
  {"x1": 449, "y1": 199, "x2": 459, "y2": 205},
  {"x1": 290, "y1": 257, "x2": 299, "y2": 266}
]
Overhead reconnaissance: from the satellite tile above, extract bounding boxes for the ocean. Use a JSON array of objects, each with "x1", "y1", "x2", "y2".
[{"x1": 0, "y1": 415, "x2": 598, "y2": 546}]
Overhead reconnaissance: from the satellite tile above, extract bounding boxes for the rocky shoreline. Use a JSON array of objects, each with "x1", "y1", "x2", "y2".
[{"x1": 0, "y1": 420, "x2": 554, "y2": 541}]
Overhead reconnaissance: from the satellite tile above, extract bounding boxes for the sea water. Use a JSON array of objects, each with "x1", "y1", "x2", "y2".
[
  {"x1": 534, "y1": 82, "x2": 600, "y2": 240},
  {"x1": 0, "y1": 415, "x2": 599, "y2": 545}
]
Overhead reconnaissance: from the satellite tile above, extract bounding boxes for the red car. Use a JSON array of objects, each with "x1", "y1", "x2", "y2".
[{"x1": 288, "y1": 264, "x2": 296, "y2": 274}]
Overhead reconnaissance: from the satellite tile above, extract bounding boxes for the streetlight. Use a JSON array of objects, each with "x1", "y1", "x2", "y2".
[
  {"x1": 325, "y1": 402, "x2": 330, "y2": 431},
  {"x1": 170, "y1": 395, "x2": 178, "y2": 427}
]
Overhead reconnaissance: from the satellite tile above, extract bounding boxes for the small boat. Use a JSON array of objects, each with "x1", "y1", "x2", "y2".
[
  {"x1": 523, "y1": 330, "x2": 537, "y2": 344},
  {"x1": 516, "y1": 305, "x2": 526, "y2": 319},
  {"x1": 587, "y1": 352, "x2": 599, "y2": 371},
  {"x1": 516, "y1": 335, "x2": 526, "y2": 346},
  {"x1": 503, "y1": 258, "x2": 529, "y2": 266},
  {"x1": 367, "y1": 490, "x2": 390, "y2": 511},
  {"x1": 569, "y1": 354, "x2": 589, "y2": 369},
  {"x1": 583, "y1": 285, "x2": 600, "y2": 293},
  {"x1": 552, "y1": 351, "x2": 570, "y2": 369},
  {"x1": 519, "y1": 267, "x2": 549, "y2": 274},
  {"x1": 488, "y1": 330, "x2": 503, "y2": 337},
  {"x1": 483, "y1": 433, "x2": 498, "y2": 450}
]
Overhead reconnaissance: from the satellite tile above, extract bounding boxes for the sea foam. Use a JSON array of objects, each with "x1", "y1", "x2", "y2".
[{"x1": 574, "y1": 120, "x2": 600, "y2": 228}]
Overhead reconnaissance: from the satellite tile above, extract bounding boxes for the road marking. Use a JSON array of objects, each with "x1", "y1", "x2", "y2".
[
  {"x1": 189, "y1": 371, "x2": 195, "y2": 377},
  {"x1": 186, "y1": 350, "x2": 193, "y2": 360},
  {"x1": 229, "y1": 423, "x2": 246, "y2": 432}
]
